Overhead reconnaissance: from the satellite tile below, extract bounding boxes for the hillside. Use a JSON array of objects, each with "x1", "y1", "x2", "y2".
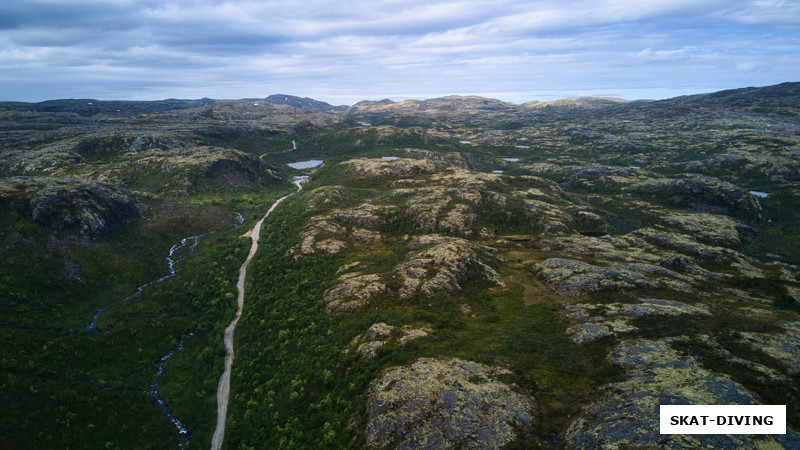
[
  {"x1": 1, "y1": 83, "x2": 800, "y2": 448},
  {"x1": 264, "y1": 94, "x2": 346, "y2": 111}
]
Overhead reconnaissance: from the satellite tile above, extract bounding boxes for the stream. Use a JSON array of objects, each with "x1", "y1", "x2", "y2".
[
  {"x1": 149, "y1": 331, "x2": 195, "y2": 447},
  {"x1": 232, "y1": 212, "x2": 244, "y2": 228},
  {"x1": 84, "y1": 234, "x2": 202, "y2": 446},
  {"x1": 86, "y1": 234, "x2": 202, "y2": 333}
]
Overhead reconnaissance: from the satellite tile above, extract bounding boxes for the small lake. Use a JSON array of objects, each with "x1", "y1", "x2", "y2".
[
  {"x1": 492, "y1": 170, "x2": 504, "y2": 174},
  {"x1": 459, "y1": 140, "x2": 472, "y2": 144},
  {"x1": 750, "y1": 191, "x2": 770, "y2": 198},
  {"x1": 501, "y1": 158, "x2": 520, "y2": 162},
  {"x1": 287, "y1": 160, "x2": 323, "y2": 169},
  {"x1": 382, "y1": 156, "x2": 401, "y2": 161}
]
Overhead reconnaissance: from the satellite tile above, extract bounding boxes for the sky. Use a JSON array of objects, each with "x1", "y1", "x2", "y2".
[{"x1": 1, "y1": 0, "x2": 799, "y2": 105}]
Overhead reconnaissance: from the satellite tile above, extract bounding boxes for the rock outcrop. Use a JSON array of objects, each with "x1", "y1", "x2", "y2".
[
  {"x1": 155, "y1": 146, "x2": 275, "y2": 186},
  {"x1": 322, "y1": 236, "x2": 505, "y2": 314},
  {"x1": 71, "y1": 133, "x2": 175, "y2": 159},
  {"x1": 566, "y1": 339, "x2": 800, "y2": 448},
  {"x1": 522, "y1": 199, "x2": 572, "y2": 233},
  {"x1": 348, "y1": 322, "x2": 432, "y2": 359},
  {"x1": 660, "y1": 212, "x2": 750, "y2": 246},
  {"x1": 304, "y1": 185, "x2": 345, "y2": 211},
  {"x1": 534, "y1": 226, "x2": 769, "y2": 297},
  {"x1": 535, "y1": 257, "x2": 693, "y2": 296},
  {"x1": 626, "y1": 175, "x2": 763, "y2": 218},
  {"x1": 365, "y1": 358, "x2": 537, "y2": 449},
  {"x1": 0, "y1": 177, "x2": 140, "y2": 240},
  {"x1": 342, "y1": 157, "x2": 446, "y2": 178},
  {"x1": 565, "y1": 298, "x2": 711, "y2": 343},
  {"x1": 295, "y1": 203, "x2": 389, "y2": 256},
  {"x1": 740, "y1": 320, "x2": 800, "y2": 375},
  {"x1": 396, "y1": 237, "x2": 505, "y2": 298},
  {"x1": 323, "y1": 273, "x2": 387, "y2": 314}
]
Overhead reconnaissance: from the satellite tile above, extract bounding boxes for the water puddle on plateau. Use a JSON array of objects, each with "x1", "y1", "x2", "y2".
[{"x1": 287, "y1": 159, "x2": 323, "y2": 169}]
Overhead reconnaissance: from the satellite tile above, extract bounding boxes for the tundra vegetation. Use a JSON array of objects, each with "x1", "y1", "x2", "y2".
[{"x1": 1, "y1": 86, "x2": 800, "y2": 448}]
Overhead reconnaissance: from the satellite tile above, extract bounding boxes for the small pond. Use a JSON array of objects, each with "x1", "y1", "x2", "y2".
[
  {"x1": 287, "y1": 160, "x2": 323, "y2": 169},
  {"x1": 501, "y1": 158, "x2": 520, "y2": 162},
  {"x1": 492, "y1": 170, "x2": 504, "y2": 174},
  {"x1": 750, "y1": 191, "x2": 770, "y2": 198},
  {"x1": 382, "y1": 156, "x2": 401, "y2": 161}
]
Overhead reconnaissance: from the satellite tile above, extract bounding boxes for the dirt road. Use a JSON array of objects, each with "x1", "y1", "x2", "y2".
[{"x1": 210, "y1": 179, "x2": 306, "y2": 450}]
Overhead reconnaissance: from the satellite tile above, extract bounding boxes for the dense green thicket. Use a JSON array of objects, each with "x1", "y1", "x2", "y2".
[
  {"x1": 0, "y1": 185, "x2": 289, "y2": 448},
  {"x1": 224, "y1": 192, "x2": 372, "y2": 448}
]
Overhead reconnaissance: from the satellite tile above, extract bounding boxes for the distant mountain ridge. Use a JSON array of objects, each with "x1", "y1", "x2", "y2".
[
  {"x1": 1, "y1": 82, "x2": 797, "y2": 116},
  {"x1": 263, "y1": 94, "x2": 346, "y2": 111}
]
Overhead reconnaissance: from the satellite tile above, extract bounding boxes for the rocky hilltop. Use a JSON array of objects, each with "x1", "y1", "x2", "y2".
[
  {"x1": 2, "y1": 83, "x2": 799, "y2": 448},
  {"x1": 264, "y1": 94, "x2": 346, "y2": 111}
]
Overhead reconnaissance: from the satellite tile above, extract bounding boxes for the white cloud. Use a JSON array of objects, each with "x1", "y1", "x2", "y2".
[
  {"x1": 0, "y1": 0, "x2": 798, "y2": 102},
  {"x1": 636, "y1": 48, "x2": 689, "y2": 61},
  {"x1": 722, "y1": 0, "x2": 800, "y2": 24}
]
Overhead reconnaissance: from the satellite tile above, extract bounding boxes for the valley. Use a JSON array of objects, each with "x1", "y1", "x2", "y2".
[{"x1": 1, "y1": 86, "x2": 799, "y2": 448}]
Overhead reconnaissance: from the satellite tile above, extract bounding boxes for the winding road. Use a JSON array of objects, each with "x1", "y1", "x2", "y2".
[{"x1": 211, "y1": 178, "x2": 306, "y2": 450}]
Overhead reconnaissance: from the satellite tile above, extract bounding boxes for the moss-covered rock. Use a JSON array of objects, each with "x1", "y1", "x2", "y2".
[
  {"x1": 323, "y1": 273, "x2": 387, "y2": 314},
  {"x1": 535, "y1": 257, "x2": 693, "y2": 296},
  {"x1": 348, "y1": 322, "x2": 431, "y2": 359},
  {"x1": 522, "y1": 199, "x2": 572, "y2": 233},
  {"x1": 304, "y1": 185, "x2": 345, "y2": 211},
  {"x1": 395, "y1": 237, "x2": 505, "y2": 298},
  {"x1": 295, "y1": 202, "x2": 390, "y2": 255},
  {"x1": 632, "y1": 228, "x2": 762, "y2": 277},
  {"x1": 566, "y1": 322, "x2": 614, "y2": 343},
  {"x1": 365, "y1": 357, "x2": 537, "y2": 449},
  {"x1": 740, "y1": 320, "x2": 800, "y2": 375},
  {"x1": 536, "y1": 227, "x2": 775, "y2": 297},
  {"x1": 566, "y1": 338, "x2": 798, "y2": 449},
  {"x1": 342, "y1": 157, "x2": 445, "y2": 178},
  {"x1": 0, "y1": 177, "x2": 140, "y2": 240},
  {"x1": 661, "y1": 211, "x2": 750, "y2": 246},
  {"x1": 564, "y1": 298, "x2": 711, "y2": 342},
  {"x1": 626, "y1": 175, "x2": 763, "y2": 218}
]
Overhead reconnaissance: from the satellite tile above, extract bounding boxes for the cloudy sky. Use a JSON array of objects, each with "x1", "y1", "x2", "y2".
[{"x1": 1, "y1": 0, "x2": 798, "y2": 104}]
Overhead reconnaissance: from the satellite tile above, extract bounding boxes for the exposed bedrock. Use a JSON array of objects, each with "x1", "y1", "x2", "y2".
[{"x1": 365, "y1": 357, "x2": 537, "y2": 449}]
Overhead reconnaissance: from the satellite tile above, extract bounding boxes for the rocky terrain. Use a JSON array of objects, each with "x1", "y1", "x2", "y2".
[
  {"x1": 2, "y1": 83, "x2": 800, "y2": 448},
  {"x1": 364, "y1": 357, "x2": 537, "y2": 448}
]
